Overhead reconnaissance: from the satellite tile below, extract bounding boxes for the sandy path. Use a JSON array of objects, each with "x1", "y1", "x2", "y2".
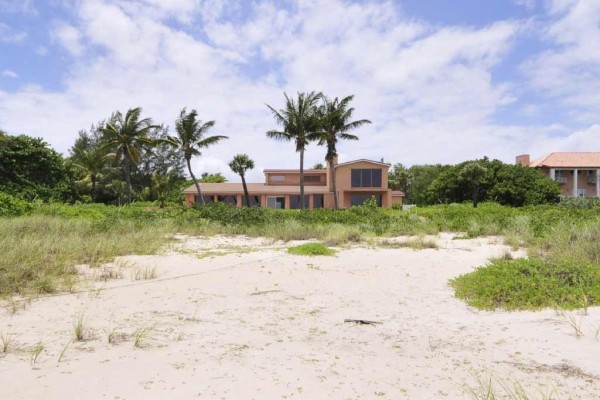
[{"x1": 1, "y1": 234, "x2": 599, "y2": 399}]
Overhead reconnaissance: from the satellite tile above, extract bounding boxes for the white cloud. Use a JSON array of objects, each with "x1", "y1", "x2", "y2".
[
  {"x1": 52, "y1": 22, "x2": 84, "y2": 56},
  {"x1": 2, "y1": 70, "x2": 18, "y2": 78},
  {"x1": 0, "y1": 22, "x2": 27, "y2": 43},
  {"x1": 521, "y1": 0, "x2": 600, "y2": 119},
  {"x1": 0, "y1": 0, "x2": 597, "y2": 183}
]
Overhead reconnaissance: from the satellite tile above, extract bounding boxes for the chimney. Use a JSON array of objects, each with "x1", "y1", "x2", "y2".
[{"x1": 516, "y1": 154, "x2": 530, "y2": 166}]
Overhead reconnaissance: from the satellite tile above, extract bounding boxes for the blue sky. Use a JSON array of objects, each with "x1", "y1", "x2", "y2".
[{"x1": 0, "y1": 0, "x2": 598, "y2": 181}]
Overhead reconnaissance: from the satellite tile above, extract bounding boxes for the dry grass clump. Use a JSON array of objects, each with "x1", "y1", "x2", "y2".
[
  {"x1": 379, "y1": 237, "x2": 439, "y2": 250},
  {"x1": 0, "y1": 215, "x2": 176, "y2": 296}
]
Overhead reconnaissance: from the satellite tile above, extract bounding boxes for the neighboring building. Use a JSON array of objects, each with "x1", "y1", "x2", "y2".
[
  {"x1": 184, "y1": 158, "x2": 404, "y2": 208},
  {"x1": 516, "y1": 153, "x2": 600, "y2": 197}
]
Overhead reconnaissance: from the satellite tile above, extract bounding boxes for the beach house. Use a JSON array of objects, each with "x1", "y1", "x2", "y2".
[
  {"x1": 517, "y1": 152, "x2": 600, "y2": 197},
  {"x1": 184, "y1": 158, "x2": 404, "y2": 208}
]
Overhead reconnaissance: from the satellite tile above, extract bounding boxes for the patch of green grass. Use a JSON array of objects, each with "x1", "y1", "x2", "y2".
[
  {"x1": 287, "y1": 242, "x2": 336, "y2": 256},
  {"x1": 451, "y1": 258, "x2": 600, "y2": 310}
]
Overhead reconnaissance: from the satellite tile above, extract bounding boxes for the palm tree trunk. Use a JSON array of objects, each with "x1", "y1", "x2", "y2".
[
  {"x1": 124, "y1": 160, "x2": 132, "y2": 204},
  {"x1": 91, "y1": 174, "x2": 97, "y2": 203},
  {"x1": 299, "y1": 148, "x2": 305, "y2": 210},
  {"x1": 329, "y1": 157, "x2": 338, "y2": 209},
  {"x1": 241, "y1": 174, "x2": 250, "y2": 207},
  {"x1": 186, "y1": 158, "x2": 204, "y2": 205}
]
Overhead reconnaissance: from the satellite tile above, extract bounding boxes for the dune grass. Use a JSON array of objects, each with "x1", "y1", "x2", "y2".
[
  {"x1": 287, "y1": 242, "x2": 336, "y2": 256},
  {"x1": 1, "y1": 201, "x2": 600, "y2": 308}
]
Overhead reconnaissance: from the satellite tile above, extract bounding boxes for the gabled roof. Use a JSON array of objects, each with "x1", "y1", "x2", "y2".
[
  {"x1": 530, "y1": 152, "x2": 600, "y2": 168},
  {"x1": 334, "y1": 159, "x2": 391, "y2": 168}
]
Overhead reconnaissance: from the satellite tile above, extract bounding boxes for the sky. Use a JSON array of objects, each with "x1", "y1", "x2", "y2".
[{"x1": 0, "y1": 0, "x2": 599, "y2": 182}]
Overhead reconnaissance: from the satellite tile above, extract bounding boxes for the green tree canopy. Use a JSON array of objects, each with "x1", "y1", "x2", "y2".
[
  {"x1": 267, "y1": 91, "x2": 322, "y2": 209},
  {"x1": 0, "y1": 133, "x2": 77, "y2": 202},
  {"x1": 170, "y1": 108, "x2": 228, "y2": 205},
  {"x1": 315, "y1": 94, "x2": 370, "y2": 209},
  {"x1": 229, "y1": 154, "x2": 255, "y2": 207},
  {"x1": 100, "y1": 107, "x2": 160, "y2": 204}
]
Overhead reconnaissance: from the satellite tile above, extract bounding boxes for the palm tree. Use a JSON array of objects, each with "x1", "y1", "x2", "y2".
[
  {"x1": 266, "y1": 91, "x2": 322, "y2": 210},
  {"x1": 71, "y1": 147, "x2": 108, "y2": 202},
  {"x1": 101, "y1": 107, "x2": 159, "y2": 204},
  {"x1": 316, "y1": 95, "x2": 371, "y2": 209},
  {"x1": 171, "y1": 108, "x2": 228, "y2": 205},
  {"x1": 229, "y1": 154, "x2": 255, "y2": 207}
]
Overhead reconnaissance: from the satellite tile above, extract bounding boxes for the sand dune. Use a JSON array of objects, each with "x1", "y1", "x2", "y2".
[{"x1": 1, "y1": 234, "x2": 599, "y2": 399}]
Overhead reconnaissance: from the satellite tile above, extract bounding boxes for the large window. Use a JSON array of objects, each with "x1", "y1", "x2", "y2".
[
  {"x1": 351, "y1": 169, "x2": 382, "y2": 188},
  {"x1": 350, "y1": 194, "x2": 382, "y2": 207},
  {"x1": 313, "y1": 194, "x2": 324, "y2": 209},
  {"x1": 267, "y1": 196, "x2": 285, "y2": 209},
  {"x1": 217, "y1": 195, "x2": 237, "y2": 205},
  {"x1": 195, "y1": 195, "x2": 214, "y2": 204},
  {"x1": 290, "y1": 195, "x2": 309, "y2": 209},
  {"x1": 304, "y1": 175, "x2": 321, "y2": 183}
]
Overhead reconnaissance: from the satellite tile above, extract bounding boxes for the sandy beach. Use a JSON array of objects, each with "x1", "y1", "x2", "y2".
[{"x1": 1, "y1": 234, "x2": 599, "y2": 399}]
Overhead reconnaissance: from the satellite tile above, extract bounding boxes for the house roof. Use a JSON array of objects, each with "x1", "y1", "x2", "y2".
[
  {"x1": 263, "y1": 169, "x2": 326, "y2": 174},
  {"x1": 183, "y1": 183, "x2": 330, "y2": 195},
  {"x1": 335, "y1": 159, "x2": 391, "y2": 168},
  {"x1": 391, "y1": 191, "x2": 405, "y2": 197},
  {"x1": 530, "y1": 152, "x2": 600, "y2": 168}
]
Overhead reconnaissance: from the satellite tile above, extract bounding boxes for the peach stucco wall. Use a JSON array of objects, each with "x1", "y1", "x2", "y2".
[
  {"x1": 539, "y1": 167, "x2": 600, "y2": 197},
  {"x1": 265, "y1": 172, "x2": 326, "y2": 186}
]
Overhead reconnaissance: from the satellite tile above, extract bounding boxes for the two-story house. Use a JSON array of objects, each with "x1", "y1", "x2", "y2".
[
  {"x1": 516, "y1": 152, "x2": 600, "y2": 197},
  {"x1": 183, "y1": 158, "x2": 404, "y2": 208}
]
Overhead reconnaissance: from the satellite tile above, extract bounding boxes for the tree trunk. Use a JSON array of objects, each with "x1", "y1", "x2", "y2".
[
  {"x1": 91, "y1": 174, "x2": 97, "y2": 203},
  {"x1": 187, "y1": 158, "x2": 204, "y2": 205},
  {"x1": 124, "y1": 160, "x2": 132, "y2": 204},
  {"x1": 329, "y1": 157, "x2": 338, "y2": 209},
  {"x1": 241, "y1": 174, "x2": 250, "y2": 207},
  {"x1": 299, "y1": 148, "x2": 305, "y2": 210},
  {"x1": 473, "y1": 185, "x2": 479, "y2": 208}
]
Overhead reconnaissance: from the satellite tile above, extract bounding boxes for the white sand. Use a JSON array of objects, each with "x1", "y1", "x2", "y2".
[{"x1": 1, "y1": 234, "x2": 599, "y2": 399}]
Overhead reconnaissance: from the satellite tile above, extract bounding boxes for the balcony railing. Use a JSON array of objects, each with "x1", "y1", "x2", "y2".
[
  {"x1": 554, "y1": 177, "x2": 567, "y2": 184},
  {"x1": 587, "y1": 176, "x2": 598, "y2": 184}
]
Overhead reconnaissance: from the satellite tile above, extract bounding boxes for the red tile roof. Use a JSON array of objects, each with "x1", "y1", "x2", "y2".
[{"x1": 530, "y1": 152, "x2": 600, "y2": 168}]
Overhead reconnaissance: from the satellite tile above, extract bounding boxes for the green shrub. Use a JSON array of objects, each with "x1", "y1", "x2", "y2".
[
  {"x1": 451, "y1": 258, "x2": 600, "y2": 310},
  {"x1": 0, "y1": 192, "x2": 32, "y2": 217},
  {"x1": 287, "y1": 242, "x2": 336, "y2": 256}
]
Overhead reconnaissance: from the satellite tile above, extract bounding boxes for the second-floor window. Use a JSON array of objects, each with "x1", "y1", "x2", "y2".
[
  {"x1": 304, "y1": 175, "x2": 321, "y2": 183},
  {"x1": 351, "y1": 169, "x2": 382, "y2": 188}
]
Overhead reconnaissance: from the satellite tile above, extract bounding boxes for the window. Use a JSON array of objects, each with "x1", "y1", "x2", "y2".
[
  {"x1": 195, "y1": 195, "x2": 214, "y2": 204},
  {"x1": 267, "y1": 196, "x2": 285, "y2": 209},
  {"x1": 350, "y1": 194, "x2": 382, "y2": 207},
  {"x1": 313, "y1": 194, "x2": 324, "y2": 209},
  {"x1": 351, "y1": 169, "x2": 382, "y2": 188},
  {"x1": 217, "y1": 195, "x2": 237, "y2": 205},
  {"x1": 245, "y1": 195, "x2": 260, "y2": 207},
  {"x1": 270, "y1": 175, "x2": 285, "y2": 182},
  {"x1": 290, "y1": 195, "x2": 309, "y2": 209},
  {"x1": 304, "y1": 175, "x2": 321, "y2": 183}
]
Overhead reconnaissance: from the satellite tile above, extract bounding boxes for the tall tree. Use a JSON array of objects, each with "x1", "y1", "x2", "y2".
[
  {"x1": 171, "y1": 108, "x2": 228, "y2": 205},
  {"x1": 100, "y1": 107, "x2": 159, "y2": 204},
  {"x1": 229, "y1": 154, "x2": 255, "y2": 207},
  {"x1": 458, "y1": 162, "x2": 487, "y2": 208},
  {"x1": 0, "y1": 133, "x2": 77, "y2": 202},
  {"x1": 70, "y1": 147, "x2": 108, "y2": 202},
  {"x1": 316, "y1": 95, "x2": 370, "y2": 209},
  {"x1": 267, "y1": 91, "x2": 322, "y2": 209}
]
